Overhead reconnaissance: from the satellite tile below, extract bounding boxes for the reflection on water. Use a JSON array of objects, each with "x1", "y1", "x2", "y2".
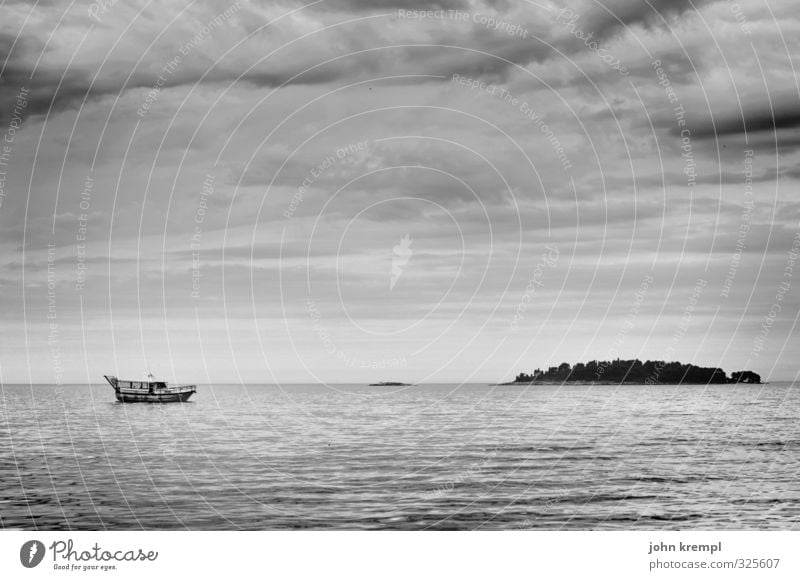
[{"x1": 1, "y1": 382, "x2": 798, "y2": 530}]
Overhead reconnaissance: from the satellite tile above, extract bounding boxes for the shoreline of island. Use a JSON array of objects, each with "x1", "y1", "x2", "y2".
[{"x1": 498, "y1": 359, "x2": 762, "y2": 386}]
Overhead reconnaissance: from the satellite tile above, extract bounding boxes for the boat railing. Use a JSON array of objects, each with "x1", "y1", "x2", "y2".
[{"x1": 159, "y1": 384, "x2": 196, "y2": 392}]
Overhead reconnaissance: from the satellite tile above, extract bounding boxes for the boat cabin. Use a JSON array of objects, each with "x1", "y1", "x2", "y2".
[{"x1": 119, "y1": 379, "x2": 168, "y2": 393}]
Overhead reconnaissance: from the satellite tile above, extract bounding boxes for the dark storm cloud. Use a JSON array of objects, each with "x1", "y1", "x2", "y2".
[
  {"x1": 748, "y1": 132, "x2": 800, "y2": 153},
  {"x1": 0, "y1": 66, "x2": 92, "y2": 124},
  {"x1": 0, "y1": 0, "x2": 730, "y2": 127},
  {"x1": 0, "y1": 28, "x2": 549, "y2": 126},
  {"x1": 1, "y1": 0, "x2": 713, "y2": 127},
  {"x1": 683, "y1": 100, "x2": 800, "y2": 139},
  {"x1": 0, "y1": 31, "x2": 132, "y2": 124},
  {"x1": 0, "y1": 32, "x2": 36, "y2": 122},
  {"x1": 0, "y1": 54, "x2": 331, "y2": 125},
  {"x1": 0, "y1": 29, "x2": 16, "y2": 55},
  {"x1": 778, "y1": 166, "x2": 800, "y2": 180},
  {"x1": 661, "y1": 94, "x2": 800, "y2": 154}
]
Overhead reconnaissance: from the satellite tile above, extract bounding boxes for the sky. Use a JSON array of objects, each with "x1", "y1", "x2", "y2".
[{"x1": 0, "y1": 0, "x2": 798, "y2": 384}]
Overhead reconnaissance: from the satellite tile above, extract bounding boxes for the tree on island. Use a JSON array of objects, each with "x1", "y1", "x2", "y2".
[
  {"x1": 729, "y1": 370, "x2": 761, "y2": 384},
  {"x1": 512, "y1": 359, "x2": 761, "y2": 385}
]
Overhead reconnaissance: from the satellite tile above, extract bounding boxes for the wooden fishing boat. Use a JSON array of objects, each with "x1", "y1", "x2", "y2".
[{"x1": 103, "y1": 374, "x2": 196, "y2": 403}]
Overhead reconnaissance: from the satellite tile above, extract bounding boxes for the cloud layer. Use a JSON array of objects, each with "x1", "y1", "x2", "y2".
[{"x1": 0, "y1": 0, "x2": 798, "y2": 383}]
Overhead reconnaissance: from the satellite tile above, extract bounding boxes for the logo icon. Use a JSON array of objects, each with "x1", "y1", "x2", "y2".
[
  {"x1": 390, "y1": 234, "x2": 413, "y2": 290},
  {"x1": 20, "y1": 540, "x2": 45, "y2": 568}
]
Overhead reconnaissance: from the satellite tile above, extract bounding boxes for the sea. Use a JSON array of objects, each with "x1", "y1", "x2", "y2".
[{"x1": 1, "y1": 382, "x2": 798, "y2": 530}]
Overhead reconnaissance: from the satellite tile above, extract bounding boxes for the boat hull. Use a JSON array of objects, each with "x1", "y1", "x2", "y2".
[{"x1": 114, "y1": 390, "x2": 195, "y2": 403}]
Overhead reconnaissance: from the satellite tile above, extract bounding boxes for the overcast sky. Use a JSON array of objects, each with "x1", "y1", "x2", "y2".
[{"x1": 0, "y1": 0, "x2": 798, "y2": 383}]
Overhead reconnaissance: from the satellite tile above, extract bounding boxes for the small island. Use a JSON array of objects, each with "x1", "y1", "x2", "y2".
[
  {"x1": 501, "y1": 359, "x2": 761, "y2": 385},
  {"x1": 368, "y1": 381, "x2": 413, "y2": 386}
]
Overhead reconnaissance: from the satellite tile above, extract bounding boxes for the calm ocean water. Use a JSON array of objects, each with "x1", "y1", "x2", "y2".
[{"x1": 1, "y1": 382, "x2": 798, "y2": 530}]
